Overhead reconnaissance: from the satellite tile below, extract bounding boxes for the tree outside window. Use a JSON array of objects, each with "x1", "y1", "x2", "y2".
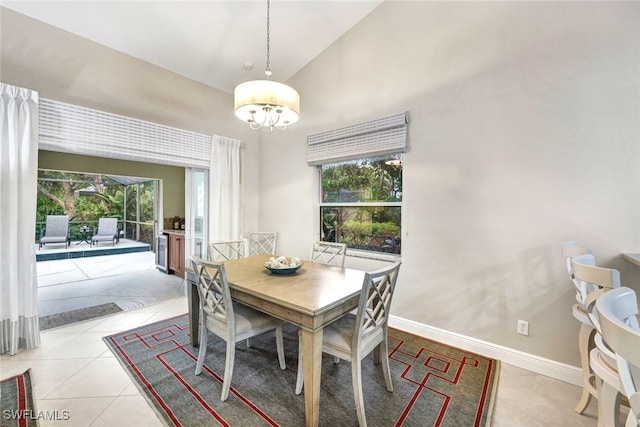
[{"x1": 319, "y1": 155, "x2": 402, "y2": 254}]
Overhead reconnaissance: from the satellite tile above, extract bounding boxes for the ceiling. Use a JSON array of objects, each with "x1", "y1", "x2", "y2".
[{"x1": 2, "y1": 1, "x2": 383, "y2": 94}]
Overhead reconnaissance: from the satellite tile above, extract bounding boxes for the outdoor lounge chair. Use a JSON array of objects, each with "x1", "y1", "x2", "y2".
[
  {"x1": 91, "y1": 218, "x2": 120, "y2": 246},
  {"x1": 39, "y1": 215, "x2": 71, "y2": 249}
]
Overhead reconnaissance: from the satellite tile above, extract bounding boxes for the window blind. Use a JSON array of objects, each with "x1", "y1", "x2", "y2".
[
  {"x1": 39, "y1": 98, "x2": 211, "y2": 168},
  {"x1": 306, "y1": 111, "x2": 408, "y2": 165}
]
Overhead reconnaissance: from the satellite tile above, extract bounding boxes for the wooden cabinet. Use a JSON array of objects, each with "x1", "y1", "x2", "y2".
[{"x1": 168, "y1": 232, "x2": 185, "y2": 278}]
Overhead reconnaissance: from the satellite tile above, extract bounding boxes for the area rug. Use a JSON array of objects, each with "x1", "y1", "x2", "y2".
[
  {"x1": 39, "y1": 303, "x2": 123, "y2": 330},
  {"x1": 103, "y1": 314, "x2": 499, "y2": 426},
  {"x1": 0, "y1": 369, "x2": 39, "y2": 427}
]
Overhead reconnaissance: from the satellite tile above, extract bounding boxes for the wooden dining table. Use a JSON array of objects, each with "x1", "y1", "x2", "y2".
[{"x1": 186, "y1": 253, "x2": 366, "y2": 427}]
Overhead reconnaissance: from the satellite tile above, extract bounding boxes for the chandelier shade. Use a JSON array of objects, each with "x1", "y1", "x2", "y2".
[{"x1": 234, "y1": 79, "x2": 300, "y2": 130}]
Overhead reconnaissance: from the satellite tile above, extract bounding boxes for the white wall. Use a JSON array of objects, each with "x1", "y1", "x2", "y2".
[{"x1": 258, "y1": 1, "x2": 640, "y2": 367}]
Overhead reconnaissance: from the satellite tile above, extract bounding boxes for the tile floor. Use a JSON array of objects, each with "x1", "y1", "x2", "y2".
[{"x1": 0, "y1": 253, "x2": 604, "y2": 426}]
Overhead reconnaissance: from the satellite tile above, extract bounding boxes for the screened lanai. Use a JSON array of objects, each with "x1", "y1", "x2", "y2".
[{"x1": 36, "y1": 169, "x2": 160, "y2": 260}]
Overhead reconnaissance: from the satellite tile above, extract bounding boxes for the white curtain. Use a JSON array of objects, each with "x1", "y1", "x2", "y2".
[
  {"x1": 209, "y1": 135, "x2": 243, "y2": 241},
  {"x1": 0, "y1": 83, "x2": 40, "y2": 355}
]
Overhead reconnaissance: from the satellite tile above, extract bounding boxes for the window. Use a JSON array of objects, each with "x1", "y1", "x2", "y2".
[{"x1": 319, "y1": 154, "x2": 402, "y2": 255}]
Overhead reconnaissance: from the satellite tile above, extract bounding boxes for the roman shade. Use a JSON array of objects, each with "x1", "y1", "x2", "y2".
[
  {"x1": 306, "y1": 111, "x2": 408, "y2": 165},
  {"x1": 39, "y1": 98, "x2": 211, "y2": 168}
]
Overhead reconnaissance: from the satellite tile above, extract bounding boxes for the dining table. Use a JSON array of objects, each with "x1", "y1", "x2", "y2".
[{"x1": 185, "y1": 253, "x2": 366, "y2": 427}]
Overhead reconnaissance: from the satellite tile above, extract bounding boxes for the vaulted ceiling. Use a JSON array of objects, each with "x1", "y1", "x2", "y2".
[{"x1": 2, "y1": 1, "x2": 383, "y2": 94}]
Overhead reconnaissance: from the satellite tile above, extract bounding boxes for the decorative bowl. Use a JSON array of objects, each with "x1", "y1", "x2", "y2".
[
  {"x1": 264, "y1": 256, "x2": 303, "y2": 275},
  {"x1": 266, "y1": 265, "x2": 302, "y2": 275}
]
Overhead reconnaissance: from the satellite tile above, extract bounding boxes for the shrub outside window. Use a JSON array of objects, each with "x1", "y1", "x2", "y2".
[{"x1": 319, "y1": 154, "x2": 402, "y2": 255}]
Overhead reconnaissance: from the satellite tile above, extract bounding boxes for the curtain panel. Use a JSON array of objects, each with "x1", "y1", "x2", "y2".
[
  {"x1": 0, "y1": 83, "x2": 41, "y2": 355},
  {"x1": 209, "y1": 135, "x2": 243, "y2": 242}
]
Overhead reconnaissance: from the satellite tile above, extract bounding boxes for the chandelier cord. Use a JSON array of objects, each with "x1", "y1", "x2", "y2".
[{"x1": 265, "y1": 0, "x2": 272, "y2": 78}]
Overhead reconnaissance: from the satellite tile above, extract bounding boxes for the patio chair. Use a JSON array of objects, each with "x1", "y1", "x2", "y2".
[
  {"x1": 39, "y1": 215, "x2": 71, "y2": 249},
  {"x1": 91, "y1": 218, "x2": 120, "y2": 246}
]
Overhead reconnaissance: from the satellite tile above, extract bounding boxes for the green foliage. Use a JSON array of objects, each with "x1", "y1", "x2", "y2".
[{"x1": 321, "y1": 156, "x2": 402, "y2": 203}]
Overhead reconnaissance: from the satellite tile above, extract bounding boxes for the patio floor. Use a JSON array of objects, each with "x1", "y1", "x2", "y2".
[{"x1": 36, "y1": 250, "x2": 185, "y2": 323}]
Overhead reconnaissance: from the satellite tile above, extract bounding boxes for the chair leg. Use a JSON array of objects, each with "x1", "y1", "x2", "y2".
[
  {"x1": 220, "y1": 339, "x2": 235, "y2": 401},
  {"x1": 597, "y1": 379, "x2": 622, "y2": 427},
  {"x1": 295, "y1": 330, "x2": 304, "y2": 395},
  {"x1": 352, "y1": 356, "x2": 368, "y2": 427},
  {"x1": 380, "y1": 341, "x2": 393, "y2": 392},
  {"x1": 624, "y1": 411, "x2": 637, "y2": 427},
  {"x1": 194, "y1": 321, "x2": 209, "y2": 376},
  {"x1": 576, "y1": 324, "x2": 597, "y2": 413},
  {"x1": 275, "y1": 325, "x2": 286, "y2": 370}
]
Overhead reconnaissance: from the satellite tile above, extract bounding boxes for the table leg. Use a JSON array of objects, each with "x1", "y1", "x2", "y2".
[
  {"x1": 187, "y1": 281, "x2": 200, "y2": 347},
  {"x1": 301, "y1": 328, "x2": 323, "y2": 427}
]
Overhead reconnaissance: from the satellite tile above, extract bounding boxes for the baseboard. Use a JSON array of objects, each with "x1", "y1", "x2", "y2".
[{"x1": 389, "y1": 315, "x2": 582, "y2": 387}]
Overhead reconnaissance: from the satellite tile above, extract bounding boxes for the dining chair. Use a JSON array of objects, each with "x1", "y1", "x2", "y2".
[
  {"x1": 572, "y1": 254, "x2": 626, "y2": 427},
  {"x1": 561, "y1": 241, "x2": 598, "y2": 413},
  {"x1": 208, "y1": 239, "x2": 248, "y2": 262},
  {"x1": 295, "y1": 261, "x2": 402, "y2": 427},
  {"x1": 191, "y1": 256, "x2": 286, "y2": 401},
  {"x1": 247, "y1": 232, "x2": 277, "y2": 256},
  {"x1": 310, "y1": 241, "x2": 347, "y2": 267},
  {"x1": 596, "y1": 287, "x2": 640, "y2": 427}
]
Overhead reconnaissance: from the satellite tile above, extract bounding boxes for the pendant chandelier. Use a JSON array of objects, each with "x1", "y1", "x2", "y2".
[{"x1": 234, "y1": 0, "x2": 300, "y2": 132}]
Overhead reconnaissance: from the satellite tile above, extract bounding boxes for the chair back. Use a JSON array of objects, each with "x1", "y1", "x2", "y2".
[
  {"x1": 191, "y1": 256, "x2": 234, "y2": 336},
  {"x1": 310, "y1": 241, "x2": 347, "y2": 267},
  {"x1": 571, "y1": 254, "x2": 621, "y2": 333},
  {"x1": 208, "y1": 239, "x2": 248, "y2": 262},
  {"x1": 97, "y1": 218, "x2": 118, "y2": 236},
  {"x1": 248, "y1": 232, "x2": 277, "y2": 256},
  {"x1": 561, "y1": 241, "x2": 594, "y2": 305},
  {"x1": 45, "y1": 215, "x2": 69, "y2": 237},
  {"x1": 353, "y1": 261, "x2": 402, "y2": 349},
  {"x1": 596, "y1": 287, "x2": 640, "y2": 426}
]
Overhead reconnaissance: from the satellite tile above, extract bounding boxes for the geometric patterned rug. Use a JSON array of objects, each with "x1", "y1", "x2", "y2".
[
  {"x1": 0, "y1": 369, "x2": 39, "y2": 427},
  {"x1": 104, "y1": 314, "x2": 499, "y2": 426}
]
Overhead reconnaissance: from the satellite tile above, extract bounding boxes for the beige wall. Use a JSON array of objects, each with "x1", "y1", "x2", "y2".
[
  {"x1": 38, "y1": 150, "x2": 186, "y2": 218},
  {"x1": 257, "y1": 1, "x2": 640, "y2": 366}
]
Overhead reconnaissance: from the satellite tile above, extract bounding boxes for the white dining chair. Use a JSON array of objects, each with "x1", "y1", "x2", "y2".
[
  {"x1": 208, "y1": 239, "x2": 248, "y2": 262},
  {"x1": 561, "y1": 241, "x2": 598, "y2": 413},
  {"x1": 596, "y1": 287, "x2": 640, "y2": 427},
  {"x1": 310, "y1": 241, "x2": 347, "y2": 267},
  {"x1": 572, "y1": 254, "x2": 626, "y2": 427},
  {"x1": 191, "y1": 256, "x2": 286, "y2": 401},
  {"x1": 295, "y1": 261, "x2": 402, "y2": 427},
  {"x1": 247, "y1": 232, "x2": 277, "y2": 256}
]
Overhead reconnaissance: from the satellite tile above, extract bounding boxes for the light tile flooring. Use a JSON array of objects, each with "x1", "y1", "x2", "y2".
[{"x1": 0, "y1": 254, "x2": 602, "y2": 426}]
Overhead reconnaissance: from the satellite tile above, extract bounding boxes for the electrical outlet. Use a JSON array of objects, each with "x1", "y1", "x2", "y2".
[{"x1": 517, "y1": 320, "x2": 529, "y2": 336}]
